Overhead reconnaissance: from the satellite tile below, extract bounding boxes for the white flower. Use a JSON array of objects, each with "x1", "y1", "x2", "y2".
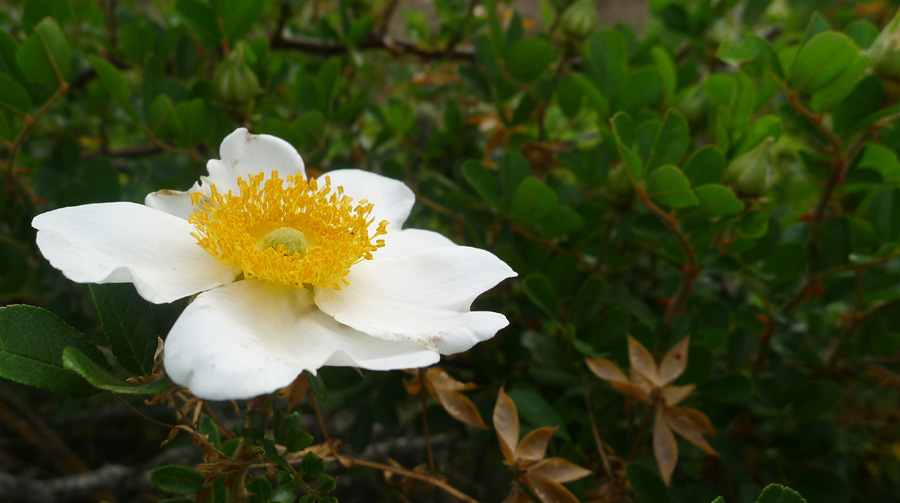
[{"x1": 32, "y1": 128, "x2": 516, "y2": 400}]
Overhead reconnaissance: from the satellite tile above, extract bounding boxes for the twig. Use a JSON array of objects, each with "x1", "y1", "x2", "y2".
[
  {"x1": 584, "y1": 391, "x2": 614, "y2": 485},
  {"x1": 419, "y1": 368, "x2": 437, "y2": 475},
  {"x1": 270, "y1": 33, "x2": 475, "y2": 61},
  {"x1": 627, "y1": 405, "x2": 655, "y2": 463},
  {"x1": 633, "y1": 186, "x2": 699, "y2": 323},
  {"x1": 335, "y1": 455, "x2": 480, "y2": 503}
]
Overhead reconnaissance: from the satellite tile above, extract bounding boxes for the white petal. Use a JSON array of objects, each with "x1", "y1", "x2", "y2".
[
  {"x1": 144, "y1": 183, "x2": 200, "y2": 220},
  {"x1": 322, "y1": 170, "x2": 415, "y2": 231},
  {"x1": 145, "y1": 128, "x2": 307, "y2": 218},
  {"x1": 164, "y1": 279, "x2": 440, "y2": 400},
  {"x1": 377, "y1": 228, "x2": 456, "y2": 258},
  {"x1": 314, "y1": 246, "x2": 516, "y2": 354},
  {"x1": 32, "y1": 203, "x2": 239, "y2": 304},
  {"x1": 204, "y1": 128, "x2": 306, "y2": 193}
]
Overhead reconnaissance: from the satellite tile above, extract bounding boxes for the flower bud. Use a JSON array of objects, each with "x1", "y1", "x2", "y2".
[
  {"x1": 607, "y1": 164, "x2": 635, "y2": 207},
  {"x1": 723, "y1": 137, "x2": 774, "y2": 197},
  {"x1": 213, "y1": 43, "x2": 260, "y2": 110},
  {"x1": 559, "y1": 0, "x2": 598, "y2": 54},
  {"x1": 868, "y1": 8, "x2": 900, "y2": 81}
]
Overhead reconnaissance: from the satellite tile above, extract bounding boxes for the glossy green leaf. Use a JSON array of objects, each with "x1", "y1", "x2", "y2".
[
  {"x1": 16, "y1": 17, "x2": 71, "y2": 87},
  {"x1": 175, "y1": 98, "x2": 206, "y2": 147},
  {"x1": 222, "y1": 0, "x2": 265, "y2": 43},
  {"x1": 151, "y1": 465, "x2": 206, "y2": 494},
  {"x1": 570, "y1": 73, "x2": 608, "y2": 118},
  {"x1": 537, "y1": 206, "x2": 584, "y2": 238},
  {"x1": 0, "y1": 305, "x2": 109, "y2": 397},
  {"x1": 647, "y1": 165, "x2": 698, "y2": 208},
  {"x1": 175, "y1": 0, "x2": 220, "y2": 48},
  {"x1": 869, "y1": 188, "x2": 900, "y2": 244},
  {"x1": 462, "y1": 160, "x2": 501, "y2": 209},
  {"x1": 62, "y1": 347, "x2": 170, "y2": 394},
  {"x1": 683, "y1": 146, "x2": 725, "y2": 186},
  {"x1": 756, "y1": 484, "x2": 808, "y2": 503},
  {"x1": 87, "y1": 55, "x2": 140, "y2": 122},
  {"x1": 556, "y1": 76, "x2": 583, "y2": 119},
  {"x1": 652, "y1": 46, "x2": 677, "y2": 104},
  {"x1": 613, "y1": 68, "x2": 662, "y2": 114},
  {"x1": 647, "y1": 110, "x2": 689, "y2": 172},
  {"x1": 683, "y1": 184, "x2": 743, "y2": 219},
  {"x1": 790, "y1": 32, "x2": 861, "y2": 94},
  {"x1": 513, "y1": 177, "x2": 558, "y2": 227},
  {"x1": 148, "y1": 94, "x2": 184, "y2": 138},
  {"x1": 585, "y1": 29, "x2": 627, "y2": 97},
  {"x1": 0, "y1": 72, "x2": 32, "y2": 116},
  {"x1": 91, "y1": 284, "x2": 185, "y2": 377},
  {"x1": 738, "y1": 211, "x2": 769, "y2": 239},
  {"x1": 733, "y1": 115, "x2": 781, "y2": 157},
  {"x1": 0, "y1": 28, "x2": 26, "y2": 83},
  {"x1": 716, "y1": 34, "x2": 784, "y2": 78},
  {"x1": 506, "y1": 38, "x2": 556, "y2": 82},
  {"x1": 523, "y1": 274, "x2": 558, "y2": 320}
]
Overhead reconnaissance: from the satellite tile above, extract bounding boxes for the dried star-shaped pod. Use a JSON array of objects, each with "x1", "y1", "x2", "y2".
[
  {"x1": 585, "y1": 336, "x2": 716, "y2": 485},
  {"x1": 404, "y1": 367, "x2": 488, "y2": 429},
  {"x1": 494, "y1": 387, "x2": 593, "y2": 503}
]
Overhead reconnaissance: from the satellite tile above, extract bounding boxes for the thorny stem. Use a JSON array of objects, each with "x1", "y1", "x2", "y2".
[
  {"x1": 627, "y1": 404, "x2": 656, "y2": 462},
  {"x1": 419, "y1": 368, "x2": 437, "y2": 475}
]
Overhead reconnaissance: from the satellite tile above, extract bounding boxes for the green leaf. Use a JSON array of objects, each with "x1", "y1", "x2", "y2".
[
  {"x1": 613, "y1": 68, "x2": 662, "y2": 114},
  {"x1": 733, "y1": 115, "x2": 781, "y2": 157},
  {"x1": 507, "y1": 387, "x2": 566, "y2": 436},
  {"x1": 869, "y1": 188, "x2": 900, "y2": 244},
  {"x1": 523, "y1": 273, "x2": 559, "y2": 319},
  {"x1": 683, "y1": 184, "x2": 743, "y2": 219},
  {"x1": 294, "y1": 110, "x2": 326, "y2": 152},
  {"x1": 0, "y1": 305, "x2": 109, "y2": 397},
  {"x1": 710, "y1": 498, "x2": 726, "y2": 503},
  {"x1": 0, "y1": 28, "x2": 27, "y2": 83},
  {"x1": 845, "y1": 19, "x2": 879, "y2": 50},
  {"x1": 175, "y1": 0, "x2": 220, "y2": 48},
  {"x1": 647, "y1": 110, "x2": 689, "y2": 172},
  {"x1": 809, "y1": 51, "x2": 869, "y2": 113},
  {"x1": 556, "y1": 76, "x2": 583, "y2": 119},
  {"x1": 536, "y1": 206, "x2": 584, "y2": 238},
  {"x1": 647, "y1": 165, "x2": 699, "y2": 208},
  {"x1": 222, "y1": 0, "x2": 265, "y2": 43},
  {"x1": 683, "y1": 146, "x2": 725, "y2": 186},
  {"x1": 756, "y1": 484, "x2": 808, "y2": 503},
  {"x1": 87, "y1": 55, "x2": 139, "y2": 122},
  {"x1": 148, "y1": 95, "x2": 184, "y2": 138},
  {"x1": 0, "y1": 72, "x2": 32, "y2": 116},
  {"x1": 790, "y1": 32, "x2": 862, "y2": 94},
  {"x1": 151, "y1": 465, "x2": 206, "y2": 495},
  {"x1": 697, "y1": 374, "x2": 753, "y2": 402},
  {"x1": 175, "y1": 98, "x2": 206, "y2": 147},
  {"x1": 585, "y1": 29, "x2": 627, "y2": 97},
  {"x1": 90, "y1": 284, "x2": 186, "y2": 377},
  {"x1": 23, "y1": 0, "x2": 75, "y2": 33},
  {"x1": 570, "y1": 73, "x2": 608, "y2": 118},
  {"x1": 833, "y1": 75, "x2": 883, "y2": 136},
  {"x1": 716, "y1": 34, "x2": 784, "y2": 78},
  {"x1": 506, "y1": 38, "x2": 556, "y2": 82},
  {"x1": 626, "y1": 463, "x2": 673, "y2": 503},
  {"x1": 282, "y1": 412, "x2": 314, "y2": 452},
  {"x1": 62, "y1": 347, "x2": 170, "y2": 394},
  {"x1": 16, "y1": 17, "x2": 71, "y2": 87},
  {"x1": 462, "y1": 160, "x2": 501, "y2": 209},
  {"x1": 652, "y1": 46, "x2": 677, "y2": 104},
  {"x1": 738, "y1": 211, "x2": 769, "y2": 239},
  {"x1": 512, "y1": 177, "x2": 558, "y2": 227}
]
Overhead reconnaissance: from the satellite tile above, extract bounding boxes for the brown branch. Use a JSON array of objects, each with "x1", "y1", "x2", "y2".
[
  {"x1": 633, "y1": 186, "x2": 699, "y2": 324},
  {"x1": 270, "y1": 33, "x2": 475, "y2": 61},
  {"x1": 419, "y1": 368, "x2": 437, "y2": 475},
  {"x1": 334, "y1": 455, "x2": 480, "y2": 503}
]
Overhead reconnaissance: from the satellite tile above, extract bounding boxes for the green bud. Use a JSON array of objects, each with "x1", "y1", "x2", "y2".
[
  {"x1": 560, "y1": 0, "x2": 598, "y2": 41},
  {"x1": 559, "y1": 0, "x2": 598, "y2": 54},
  {"x1": 213, "y1": 43, "x2": 260, "y2": 107},
  {"x1": 262, "y1": 227, "x2": 310, "y2": 256},
  {"x1": 723, "y1": 137, "x2": 774, "y2": 197},
  {"x1": 868, "y1": 8, "x2": 900, "y2": 80},
  {"x1": 607, "y1": 165, "x2": 635, "y2": 207}
]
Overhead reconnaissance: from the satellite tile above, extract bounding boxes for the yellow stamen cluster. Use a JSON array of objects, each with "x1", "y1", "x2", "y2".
[{"x1": 189, "y1": 171, "x2": 388, "y2": 289}]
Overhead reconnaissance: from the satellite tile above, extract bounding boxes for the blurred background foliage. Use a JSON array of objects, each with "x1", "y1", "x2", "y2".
[{"x1": 2, "y1": 0, "x2": 900, "y2": 502}]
